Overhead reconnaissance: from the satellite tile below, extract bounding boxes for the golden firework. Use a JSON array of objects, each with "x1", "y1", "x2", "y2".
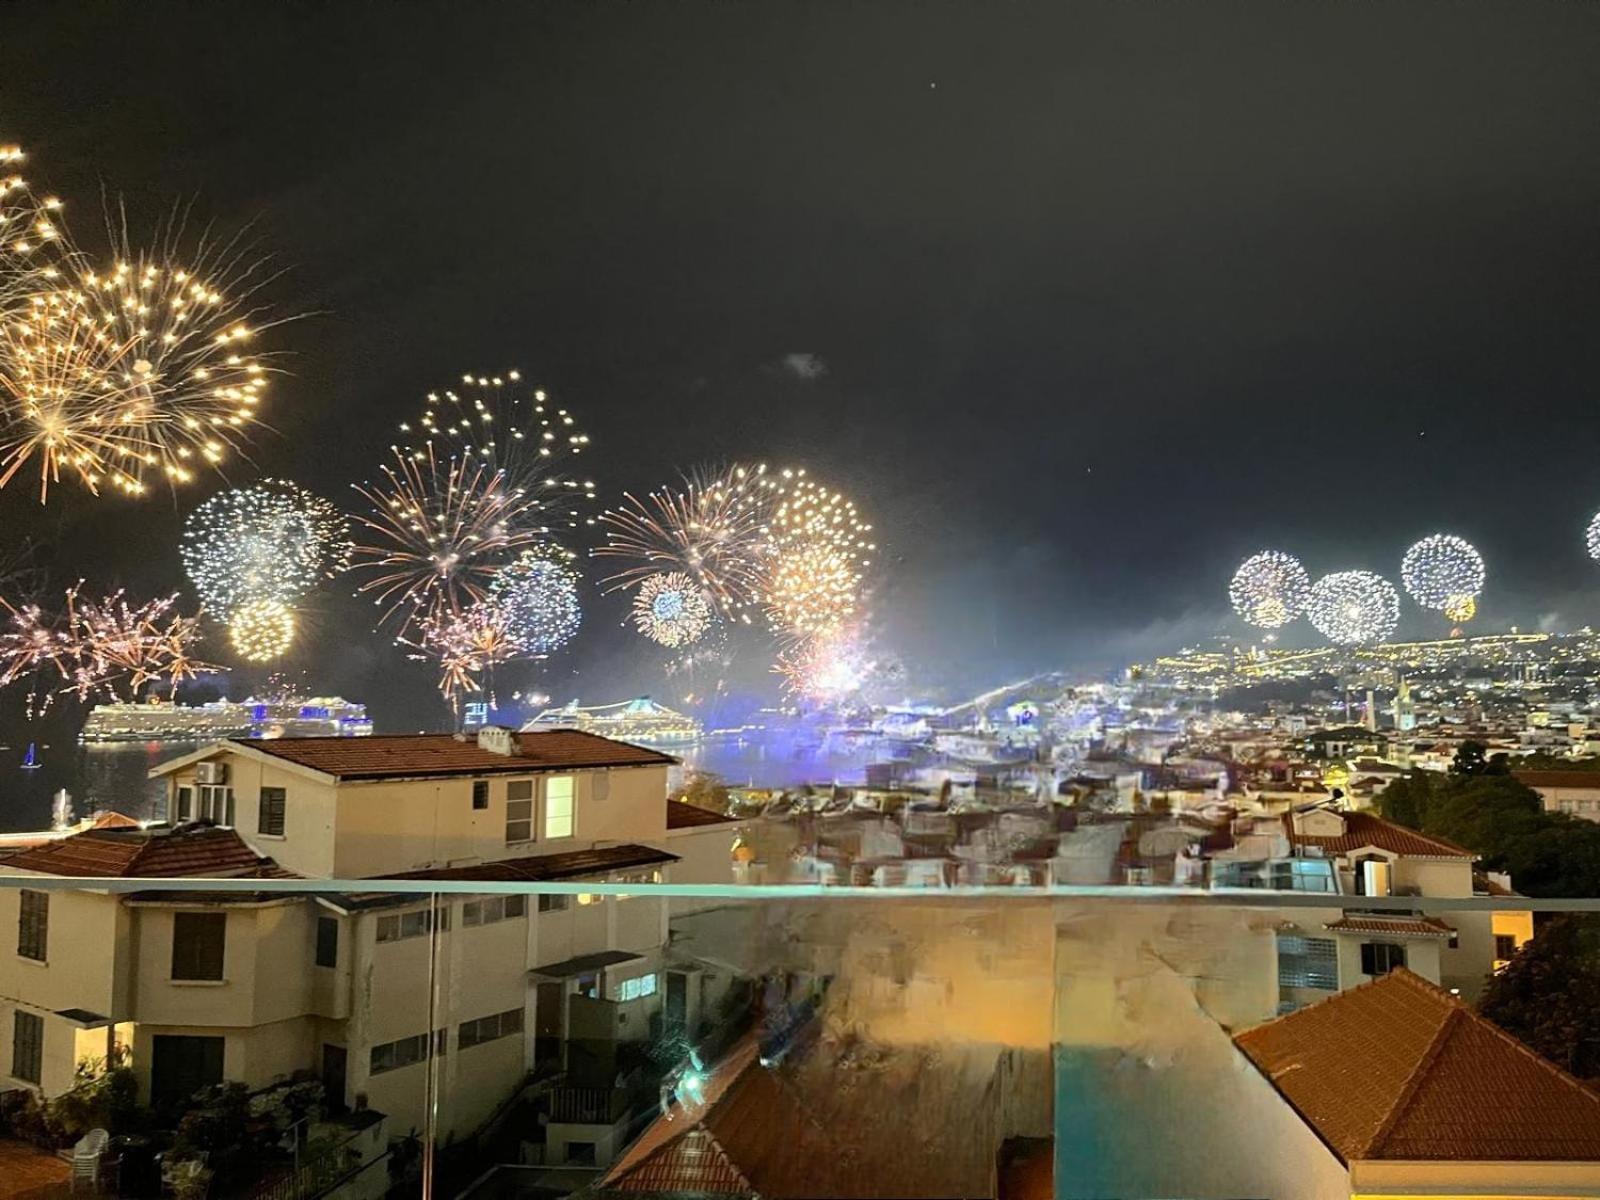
[
  {"x1": 1443, "y1": 594, "x2": 1476, "y2": 623},
  {"x1": 763, "y1": 473, "x2": 874, "y2": 639},
  {"x1": 228, "y1": 599, "x2": 296, "y2": 663}
]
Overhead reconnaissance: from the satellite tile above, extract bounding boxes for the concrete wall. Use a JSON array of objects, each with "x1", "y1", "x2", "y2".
[
  {"x1": 165, "y1": 755, "x2": 339, "y2": 879},
  {"x1": 0, "y1": 882, "x2": 122, "y2": 1020}
]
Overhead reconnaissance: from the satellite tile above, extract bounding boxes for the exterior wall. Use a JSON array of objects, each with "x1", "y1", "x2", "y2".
[
  {"x1": 331, "y1": 765, "x2": 671, "y2": 878},
  {"x1": 1529, "y1": 783, "x2": 1600, "y2": 823},
  {"x1": 0, "y1": 882, "x2": 123, "y2": 1021},
  {"x1": 164, "y1": 754, "x2": 340, "y2": 879},
  {"x1": 664, "y1": 824, "x2": 742, "y2": 916},
  {"x1": 129, "y1": 905, "x2": 309, "y2": 1029},
  {"x1": 0, "y1": 1005, "x2": 85, "y2": 1096}
]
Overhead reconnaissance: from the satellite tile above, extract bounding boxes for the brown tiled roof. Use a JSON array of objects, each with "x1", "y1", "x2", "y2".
[
  {"x1": 1323, "y1": 915, "x2": 1455, "y2": 938},
  {"x1": 1, "y1": 825, "x2": 283, "y2": 878},
  {"x1": 667, "y1": 799, "x2": 740, "y2": 830},
  {"x1": 1513, "y1": 770, "x2": 1600, "y2": 791},
  {"x1": 1235, "y1": 969, "x2": 1600, "y2": 1162},
  {"x1": 238, "y1": 730, "x2": 675, "y2": 780},
  {"x1": 602, "y1": 1037, "x2": 837, "y2": 1197},
  {"x1": 372, "y1": 843, "x2": 678, "y2": 883},
  {"x1": 1281, "y1": 810, "x2": 1474, "y2": 859}
]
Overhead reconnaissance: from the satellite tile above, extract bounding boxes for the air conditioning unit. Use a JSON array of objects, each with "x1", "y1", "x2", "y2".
[{"x1": 195, "y1": 762, "x2": 228, "y2": 785}]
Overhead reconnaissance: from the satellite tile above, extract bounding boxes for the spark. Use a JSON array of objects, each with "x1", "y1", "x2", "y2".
[
  {"x1": 487, "y1": 549, "x2": 582, "y2": 656},
  {"x1": 1401, "y1": 534, "x2": 1485, "y2": 612},
  {"x1": 182, "y1": 478, "x2": 350, "y2": 617},
  {"x1": 763, "y1": 473, "x2": 874, "y2": 640},
  {"x1": 349, "y1": 443, "x2": 552, "y2": 631},
  {"x1": 1228, "y1": 551, "x2": 1310, "y2": 629},
  {"x1": 1306, "y1": 571, "x2": 1401, "y2": 645},
  {"x1": 228, "y1": 599, "x2": 296, "y2": 663},
  {"x1": 631, "y1": 571, "x2": 713, "y2": 648}
]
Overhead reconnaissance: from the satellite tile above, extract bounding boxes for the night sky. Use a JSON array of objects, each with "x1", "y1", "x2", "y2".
[{"x1": 6, "y1": 2, "x2": 1600, "y2": 728}]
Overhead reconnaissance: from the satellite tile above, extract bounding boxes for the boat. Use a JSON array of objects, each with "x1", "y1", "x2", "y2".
[
  {"x1": 20, "y1": 742, "x2": 40, "y2": 770},
  {"x1": 522, "y1": 697, "x2": 703, "y2": 746},
  {"x1": 80, "y1": 695, "x2": 373, "y2": 743}
]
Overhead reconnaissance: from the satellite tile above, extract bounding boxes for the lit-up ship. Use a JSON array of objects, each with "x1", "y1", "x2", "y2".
[
  {"x1": 80, "y1": 695, "x2": 373, "y2": 743},
  {"x1": 521, "y1": 697, "x2": 702, "y2": 747}
]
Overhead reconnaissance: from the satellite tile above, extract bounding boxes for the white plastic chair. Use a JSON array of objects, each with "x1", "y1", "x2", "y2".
[{"x1": 71, "y1": 1128, "x2": 109, "y2": 1191}]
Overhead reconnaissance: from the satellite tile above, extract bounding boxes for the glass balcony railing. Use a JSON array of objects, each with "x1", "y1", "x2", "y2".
[{"x1": 0, "y1": 873, "x2": 1594, "y2": 1200}]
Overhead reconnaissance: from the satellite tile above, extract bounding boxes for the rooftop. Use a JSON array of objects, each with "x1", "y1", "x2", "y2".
[
  {"x1": 0, "y1": 824, "x2": 288, "y2": 879},
  {"x1": 1234, "y1": 968, "x2": 1600, "y2": 1163},
  {"x1": 1281, "y1": 810, "x2": 1474, "y2": 859},
  {"x1": 169, "y1": 729, "x2": 676, "y2": 782},
  {"x1": 1512, "y1": 769, "x2": 1600, "y2": 790},
  {"x1": 666, "y1": 799, "x2": 741, "y2": 830}
]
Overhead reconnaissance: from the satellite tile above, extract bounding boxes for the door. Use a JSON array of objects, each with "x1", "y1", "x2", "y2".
[
  {"x1": 535, "y1": 981, "x2": 564, "y2": 1073},
  {"x1": 666, "y1": 971, "x2": 688, "y2": 1030},
  {"x1": 150, "y1": 1035, "x2": 224, "y2": 1112},
  {"x1": 321, "y1": 1044, "x2": 348, "y2": 1113}
]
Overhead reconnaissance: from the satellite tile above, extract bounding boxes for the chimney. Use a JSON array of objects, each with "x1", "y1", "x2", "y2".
[{"x1": 478, "y1": 726, "x2": 517, "y2": 756}]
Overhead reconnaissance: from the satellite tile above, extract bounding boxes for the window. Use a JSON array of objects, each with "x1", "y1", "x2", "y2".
[
  {"x1": 171, "y1": 912, "x2": 226, "y2": 981},
  {"x1": 593, "y1": 771, "x2": 610, "y2": 803},
  {"x1": 11, "y1": 1011, "x2": 42, "y2": 1084},
  {"x1": 17, "y1": 890, "x2": 47, "y2": 962},
  {"x1": 176, "y1": 786, "x2": 193, "y2": 822},
  {"x1": 506, "y1": 780, "x2": 533, "y2": 843},
  {"x1": 1360, "y1": 942, "x2": 1406, "y2": 977},
  {"x1": 375, "y1": 907, "x2": 446, "y2": 943},
  {"x1": 197, "y1": 786, "x2": 234, "y2": 826},
  {"x1": 369, "y1": 1031, "x2": 446, "y2": 1075},
  {"x1": 472, "y1": 780, "x2": 489, "y2": 810},
  {"x1": 1277, "y1": 935, "x2": 1337, "y2": 990},
  {"x1": 258, "y1": 787, "x2": 286, "y2": 837},
  {"x1": 617, "y1": 973, "x2": 658, "y2": 1002},
  {"x1": 315, "y1": 917, "x2": 338, "y2": 968},
  {"x1": 462, "y1": 895, "x2": 528, "y2": 927},
  {"x1": 544, "y1": 776, "x2": 574, "y2": 840},
  {"x1": 458, "y1": 1007, "x2": 523, "y2": 1050},
  {"x1": 1495, "y1": 933, "x2": 1518, "y2": 962},
  {"x1": 538, "y1": 893, "x2": 569, "y2": 914}
]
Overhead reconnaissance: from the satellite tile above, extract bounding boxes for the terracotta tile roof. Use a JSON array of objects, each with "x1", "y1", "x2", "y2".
[
  {"x1": 0, "y1": 825, "x2": 283, "y2": 878},
  {"x1": 1513, "y1": 770, "x2": 1600, "y2": 791},
  {"x1": 602, "y1": 1037, "x2": 837, "y2": 1197},
  {"x1": 667, "y1": 799, "x2": 740, "y2": 830},
  {"x1": 1323, "y1": 915, "x2": 1456, "y2": 938},
  {"x1": 1235, "y1": 968, "x2": 1600, "y2": 1162},
  {"x1": 371, "y1": 843, "x2": 678, "y2": 884},
  {"x1": 1281, "y1": 810, "x2": 1474, "y2": 859},
  {"x1": 238, "y1": 730, "x2": 675, "y2": 780}
]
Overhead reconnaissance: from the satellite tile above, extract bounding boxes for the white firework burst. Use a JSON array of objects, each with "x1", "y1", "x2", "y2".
[{"x1": 1307, "y1": 571, "x2": 1400, "y2": 645}]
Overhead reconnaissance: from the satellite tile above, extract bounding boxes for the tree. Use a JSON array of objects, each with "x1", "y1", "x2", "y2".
[
  {"x1": 1480, "y1": 914, "x2": 1600, "y2": 1080},
  {"x1": 1451, "y1": 740, "x2": 1490, "y2": 776}
]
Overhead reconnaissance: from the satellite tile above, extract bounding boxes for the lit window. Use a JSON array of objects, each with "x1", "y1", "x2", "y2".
[
  {"x1": 544, "y1": 775, "x2": 574, "y2": 839},
  {"x1": 618, "y1": 973, "x2": 658, "y2": 1002}
]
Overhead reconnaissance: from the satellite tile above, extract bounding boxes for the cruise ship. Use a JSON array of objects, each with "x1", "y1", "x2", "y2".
[
  {"x1": 521, "y1": 697, "x2": 702, "y2": 746},
  {"x1": 80, "y1": 695, "x2": 374, "y2": 743}
]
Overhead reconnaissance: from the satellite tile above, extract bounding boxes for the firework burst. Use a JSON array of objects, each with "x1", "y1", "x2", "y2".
[
  {"x1": 631, "y1": 571, "x2": 713, "y2": 648},
  {"x1": 773, "y1": 628, "x2": 871, "y2": 703},
  {"x1": 487, "y1": 549, "x2": 582, "y2": 656},
  {"x1": 228, "y1": 599, "x2": 296, "y2": 663},
  {"x1": 349, "y1": 444, "x2": 552, "y2": 630},
  {"x1": 0, "y1": 584, "x2": 214, "y2": 709},
  {"x1": 1401, "y1": 534, "x2": 1485, "y2": 612},
  {"x1": 408, "y1": 600, "x2": 526, "y2": 703},
  {"x1": 0, "y1": 207, "x2": 289, "y2": 501},
  {"x1": 0, "y1": 145, "x2": 72, "y2": 316},
  {"x1": 183, "y1": 478, "x2": 350, "y2": 617},
  {"x1": 398, "y1": 369, "x2": 596, "y2": 530},
  {"x1": 1306, "y1": 571, "x2": 1400, "y2": 645},
  {"x1": 596, "y1": 464, "x2": 779, "y2": 615},
  {"x1": 763, "y1": 473, "x2": 874, "y2": 640},
  {"x1": 1228, "y1": 551, "x2": 1311, "y2": 629}
]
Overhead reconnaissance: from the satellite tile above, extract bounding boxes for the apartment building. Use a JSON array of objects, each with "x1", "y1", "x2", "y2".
[{"x1": 0, "y1": 728, "x2": 740, "y2": 1145}]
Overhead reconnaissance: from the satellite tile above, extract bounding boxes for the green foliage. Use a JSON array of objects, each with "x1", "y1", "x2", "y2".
[
  {"x1": 1480, "y1": 914, "x2": 1600, "y2": 1080},
  {"x1": 1515, "y1": 752, "x2": 1600, "y2": 773},
  {"x1": 1375, "y1": 770, "x2": 1600, "y2": 897},
  {"x1": 49, "y1": 1049, "x2": 146, "y2": 1140}
]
